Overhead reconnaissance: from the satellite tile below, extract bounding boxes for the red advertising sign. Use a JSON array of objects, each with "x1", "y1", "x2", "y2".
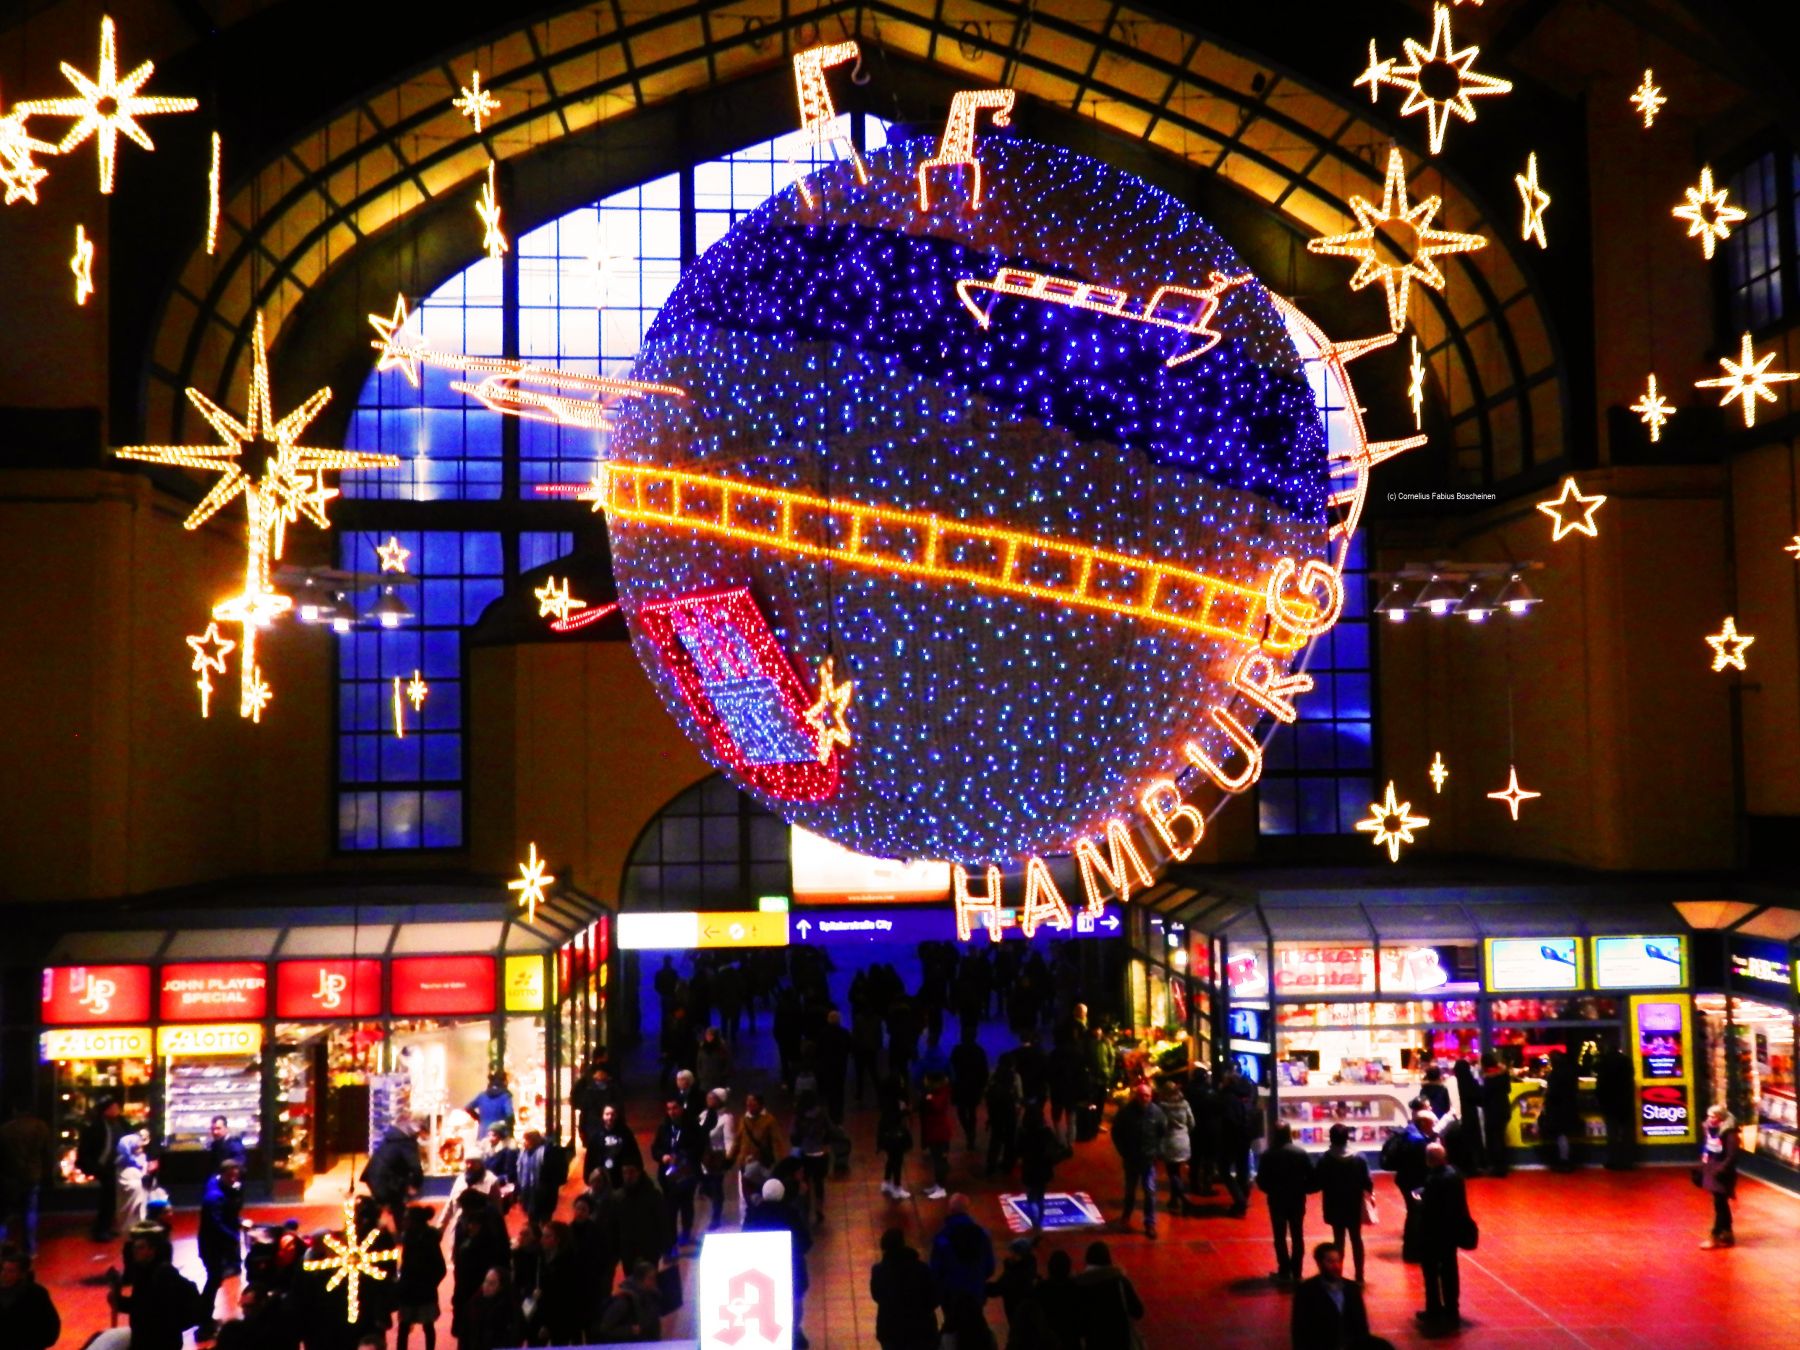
[
  {"x1": 275, "y1": 959, "x2": 383, "y2": 1018},
  {"x1": 159, "y1": 962, "x2": 268, "y2": 1021},
  {"x1": 41, "y1": 965, "x2": 152, "y2": 1025},
  {"x1": 390, "y1": 956, "x2": 495, "y2": 1016}
]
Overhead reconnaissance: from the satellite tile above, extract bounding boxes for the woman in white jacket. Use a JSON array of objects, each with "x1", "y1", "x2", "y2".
[
  {"x1": 700, "y1": 1087, "x2": 739, "y2": 1231},
  {"x1": 1156, "y1": 1079, "x2": 1195, "y2": 1218}
]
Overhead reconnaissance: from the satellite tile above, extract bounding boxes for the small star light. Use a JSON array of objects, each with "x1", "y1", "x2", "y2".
[
  {"x1": 1536, "y1": 476, "x2": 1607, "y2": 542},
  {"x1": 185, "y1": 623, "x2": 235, "y2": 718},
  {"x1": 1515, "y1": 151, "x2": 1550, "y2": 249},
  {"x1": 375, "y1": 536, "x2": 410, "y2": 573},
  {"x1": 0, "y1": 110, "x2": 57, "y2": 205},
  {"x1": 1380, "y1": 2, "x2": 1513, "y2": 154},
  {"x1": 391, "y1": 676, "x2": 407, "y2": 740},
  {"x1": 16, "y1": 16, "x2": 198, "y2": 194},
  {"x1": 509, "y1": 842, "x2": 554, "y2": 924},
  {"x1": 477, "y1": 160, "x2": 507, "y2": 260},
  {"x1": 452, "y1": 69, "x2": 500, "y2": 133},
  {"x1": 1706, "y1": 616, "x2": 1755, "y2": 673},
  {"x1": 406, "y1": 670, "x2": 428, "y2": 712},
  {"x1": 1308, "y1": 146, "x2": 1488, "y2": 333},
  {"x1": 368, "y1": 294, "x2": 421, "y2": 387},
  {"x1": 1785, "y1": 536, "x2": 1800, "y2": 561},
  {"x1": 1356, "y1": 781, "x2": 1430, "y2": 863},
  {"x1": 71, "y1": 224, "x2": 94, "y2": 305},
  {"x1": 1487, "y1": 765, "x2": 1542, "y2": 821},
  {"x1": 1353, "y1": 40, "x2": 1395, "y2": 104},
  {"x1": 1631, "y1": 70, "x2": 1667, "y2": 129},
  {"x1": 534, "y1": 576, "x2": 585, "y2": 623},
  {"x1": 1695, "y1": 332, "x2": 1799, "y2": 428},
  {"x1": 303, "y1": 1200, "x2": 396, "y2": 1324},
  {"x1": 1672, "y1": 166, "x2": 1746, "y2": 261},
  {"x1": 1429, "y1": 751, "x2": 1448, "y2": 793},
  {"x1": 1631, "y1": 374, "x2": 1675, "y2": 442},
  {"x1": 205, "y1": 130, "x2": 221, "y2": 256},
  {"x1": 804, "y1": 657, "x2": 855, "y2": 763},
  {"x1": 1407, "y1": 336, "x2": 1426, "y2": 429}
]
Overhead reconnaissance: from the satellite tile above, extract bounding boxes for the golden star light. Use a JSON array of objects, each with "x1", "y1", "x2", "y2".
[
  {"x1": 804, "y1": 657, "x2": 855, "y2": 763},
  {"x1": 1706, "y1": 616, "x2": 1755, "y2": 672},
  {"x1": 1356, "y1": 781, "x2": 1429, "y2": 863},
  {"x1": 452, "y1": 69, "x2": 500, "y2": 133},
  {"x1": 1408, "y1": 336, "x2": 1426, "y2": 429},
  {"x1": 534, "y1": 575, "x2": 585, "y2": 623},
  {"x1": 1515, "y1": 151, "x2": 1550, "y2": 249},
  {"x1": 369, "y1": 294, "x2": 421, "y2": 387},
  {"x1": 1631, "y1": 374, "x2": 1675, "y2": 442},
  {"x1": 0, "y1": 110, "x2": 56, "y2": 205},
  {"x1": 303, "y1": 1200, "x2": 397, "y2": 1324},
  {"x1": 406, "y1": 670, "x2": 428, "y2": 712},
  {"x1": 205, "y1": 130, "x2": 221, "y2": 255},
  {"x1": 1786, "y1": 536, "x2": 1800, "y2": 561},
  {"x1": 509, "y1": 842, "x2": 554, "y2": 925},
  {"x1": 391, "y1": 676, "x2": 407, "y2": 739},
  {"x1": 71, "y1": 224, "x2": 94, "y2": 305},
  {"x1": 1631, "y1": 70, "x2": 1666, "y2": 129},
  {"x1": 1486, "y1": 765, "x2": 1542, "y2": 821},
  {"x1": 1429, "y1": 751, "x2": 1448, "y2": 793},
  {"x1": 477, "y1": 160, "x2": 507, "y2": 259},
  {"x1": 185, "y1": 623, "x2": 235, "y2": 718},
  {"x1": 1307, "y1": 146, "x2": 1488, "y2": 333},
  {"x1": 1535, "y1": 476, "x2": 1606, "y2": 542},
  {"x1": 376, "y1": 535, "x2": 411, "y2": 573},
  {"x1": 1379, "y1": 3, "x2": 1513, "y2": 154},
  {"x1": 1672, "y1": 166, "x2": 1746, "y2": 261},
  {"x1": 16, "y1": 16, "x2": 198, "y2": 194},
  {"x1": 1353, "y1": 40, "x2": 1395, "y2": 104},
  {"x1": 1695, "y1": 332, "x2": 1798, "y2": 429}
]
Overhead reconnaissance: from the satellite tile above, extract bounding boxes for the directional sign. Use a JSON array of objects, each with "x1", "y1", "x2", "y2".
[
  {"x1": 788, "y1": 905, "x2": 1122, "y2": 946},
  {"x1": 698, "y1": 912, "x2": 791, "y2": 950},
  {"x1": 618, "y1": 911, "x2": 791, "y2": 951}
]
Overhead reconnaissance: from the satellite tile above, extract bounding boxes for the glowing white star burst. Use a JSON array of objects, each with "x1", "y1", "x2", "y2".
[
  {"x1": 1356, "y1": 781, "x2": 1429, "y2": 863},
  {"x1": 1379, "y1": 3, "x2": 1513, "y2": 154},
  {"x1": 509, "y1": 841, "x2": 555, "y2": 924},
  {"x1": 1695, "y1": 332, "x2": 1798, "y2": 429},
  {"x1": 302, "y1": 1200, "x2": 397, "y2": 1323},
  {"x1": 477, "y1": 160, "x2": 507, "y2": 259},
  {"x1": 0, "y1": 110, "x2": 57, "y2": 205},
  {"x1": 452, "y1": 69, "x2": 500, "y2": 133},
  {"x1": 1630, "y1": 70, "x2": 1666, "y2": 129},
  {"x1": 1631, "y1": 374, "x2": 1674, "y2": 442},
  {"x1": 1672, "y1": 166, "x2": 1746, "y2": 261}
]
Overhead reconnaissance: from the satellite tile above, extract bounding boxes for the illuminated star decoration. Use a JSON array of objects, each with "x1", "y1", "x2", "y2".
[
  {"x1": 452, "y1": 69, "x2": 500, "y2": 133},
  {"x1": 71, "y1": 224, "x2": 94, "y2": 305},
  {"x1": 1407, "y1": 336, "x2": 1426, "y2": 429},
  {"x1": 1672, "y1": 166, "x2": 1746, "y2": 261},
  {"x1": 1535, "y1": 476, "x2": 1607, "y2": 542},
  {"x1": 0, "y1": 109, "x2": 57, "y2": 205},
  {"x1": 1308, "y1": 146, "x2": 1488, "y2": 332},
  {"x1": 185, "y1": 623, "x2": 235, "y2": 718},
  {"x1": 1380, "y1": 2, "x2": 1514, "y2": 154},
  {"x1": 205, "y1": 130, "x2": 221, "y2": 255},
  {"x1": 1428, "y1": 751, "x2": 1448, "y2": 793},
  {"x1": 406, "y1": 670, "x2": 428, "y2": 712},
  {"x1": 803, "y1": 657, "x2": 855, "y2": 763},
  {"x1": 15, "y1": 15, "x2": 198, "y2": 194},
  {"x1": 1353, "y1": 40, "x2": 1394, "y2": 104},
  {"x1": 1695, "y1": 332, "x2": 1799, "y2": 429},
  {"x1": 1515, "y1": 151, "x2": 1550, "y2": 249},
  {"x1": 1631, "y1": 374, "x2": 1675, "y2": 442},
  {"x1": 1486, "y1": 765, "x2": 1542, "y2": 821},
  {"x1": 1785, "y1": 536, "x2": 1800, "y2": 561},
  {"x1": 1706, "y1": 616, "x2": 1755, "y2": 673},
  {"x1": 1356, "y1": 781, "x2": 1430, "y2": 863},
  {"x1": 477, "y1": 160, "x2": 507, "y2": 260},
  {"x1": 1631, "y1": 70, "x2": 1666, "y2": 129},
  {"x1": 509, "y1": 841, "x2": 554, "y2": 924},
  {"x1": 368, "y1": 294, "x2": 421, "y2": 387},
  {"x1": 534, "y1": 575, "x2": 585, "y2": 624},
  {"x1": 302, "y1": 1200, "x2": 397, "y2": 1324},
  {"x1": 376, "y1": 535, "x2": 411, "y2": 573},
  {"x1": 391, "y1": 676, "x2": 407, "y2": 739},
  {"x1": 115, "y1": 311, "x2": 398, "y2": 719}
]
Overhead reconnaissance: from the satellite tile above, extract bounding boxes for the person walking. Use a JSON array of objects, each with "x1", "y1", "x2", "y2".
[
  {"x1": 653, "y1": 1097, "x2": 705, "y2": 1248},
  {"x1": 1415, "y1": 1142, "x2": 1473, "y2": 1330},
  {"x1": 614, "y1": 1162, "x2": 674, "y2": 1277},
  {"x1": 1541, "y1": 1050, "x2": 1581, "y2": 1170},
  {"x1": 919, "y1": 1072, "x2": 955, "y2": 1201},
  {"x1": 395, "y1": 1204, "x2": 446, "y2": 1350},
  {"x1": 456, "y1": 1266, "x2": 523, "y2": 1350},
  {"x1": 789, "y1": 1089, "x2": 833, "y2": 1225},
  {"x1": 1073, "y1": 1241, "x2": 1143, "y2": 1350},
  {"x1": 205, "y1": 1116, "x2": 249, "y2": 1177},
  {"x1": 949, "y1": 1029, "x2": 990, "y2": 1151},
  {"x1": 528, "y1": 1219, "x2": 588, "y2": 1344},
  {"x1": 596, "y1": 1259, "x2": 665, "y2": 1342},
  {"x1": 877, "y1": 1072, "x2": 915, "y2": 1201},
  {"x1": 0, "y1": 1250, "x2": 60, "y2": 1350},
  {"x1": 698, "y1": 1087, "x2": 737, "y2": 1231},
  {"x1": 1156, "y1": 1079, "x2": 1194, "y2": 1218},
  {"x1": 464, "y1": 1076, "x2": 514, "y2": 1136},
  {"x1": 1185, "y1": 1067, "x2": 1222, "y2": 1197},
  {"x1": 1015, "y1": 1102, "x2": 1061, "y2": 1233},
  {"x1": 1480, "y1": 1054, "x2": 1514, "y2": 1177},
  {"x1": 817, "y1": 1010, "x2": 853, "y2": 1123},
  {"x1": 1111, "y1": 1080, "x2": 1168, "y2": 1239},
  {"x1": 869, "y1": 1226, "x2": 940, "y2": 1350},
  {"x1": 1314, "y1": 1123, "x2": 1373, "y2": 1284},
  {"x1": 929, "y1": 1194, "x2": 996, "y2": 1350},
  {"x1": 1256, "y1": 1122, "x2": 1317, "y2": 1284},
  {"x1": 1290, "y1": 1242, "x2": 1368, "y2": 1350},
  {"x1": 515, "y1": 1129, "x2": 553, "y2": 1226},
  {"x1": 985, "y1": 1051, "x2": 1023, "y2": 1178},
  {"x1": 1382, "y1": 1109, "x2": 1435, "y2": 1262},
  {"x1": 1596, "y1": 1044, "x2": 1635, "y2": 1170},
  {"x1": 1452, "y1": 1055, "x2": 1486, "y2": 1174},
  {"x1": 732, "y1": 1092, "x2": 781, "y2": 1176},
  {"x1": 1699, "y1": 1104, "x2": 1740, "y2": 1249},
  {"x1": 0, "y1": 1101, "x2": 55, "y2": 1256},
  {"x1": 77, "y1": 1096, "x2": 125, "y2": 1241},
  {"x1": 107, "y1": 1230, "x2": 202, "y2": 1350},
  {"x1": 1217, "y1": 1066, "x2": 1261, "y2": 1217},
  {"x1": 594, "y1": 1104, "x2": 644, "y2": 1191},
  {"x1": 743, "y1": 1179, "x2": 813, "y2": 1349},
  {"x1": 695, "y1": 1026, "x2": 734, "y2": 1099},
  {"x1": 1048, "y1": 1033, "x2": 1087, "y2": 1149},
  {"x1": 574, "y1": 1061, "x2": 620, "y2": 1182},
  {"x1": 197, "y1": 1158, "x2": 249, "y2": 1334},
  {"x1": 363, "y1": 1117, "x2": 425, "y2": 1228},
  {"x1": 115, "y1": 1129, "x2": 154, "y2": 1233}
]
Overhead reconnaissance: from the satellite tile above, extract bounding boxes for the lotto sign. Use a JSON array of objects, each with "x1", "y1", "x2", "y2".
[
  {"x1": 41, "y1": 966, "x2": 153, "y2": 1024},
  {"x1": 157, "y1": 1023, "x2": 263, "y2": 1056},
  {"x1": 698, "y1": 1230, "x2": 793, "y2": 1350},
  {"x1": 41, "y1": 1027, "x2": 152, "y2": 1061},
  {"x1": 274, "y1": 959, "x2": 383, "y2": 1018}
]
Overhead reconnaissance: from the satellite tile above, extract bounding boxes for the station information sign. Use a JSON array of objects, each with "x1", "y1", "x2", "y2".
[{"x1": 1485, "y1": 938, "x2": 1582, "y2": 992}]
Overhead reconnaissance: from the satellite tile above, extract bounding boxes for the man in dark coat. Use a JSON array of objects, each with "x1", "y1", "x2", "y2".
[
  {"x1": 1382, "y1": 1109, "x2": 1435, "y2": 1261},
  {"x1": 197, "y1": 1159, "x2": 248, "y2": 1334},
  {"x1": 1110, "y1": 1081, "x2": 1168, "y2": 1239},
  {"x1": 1256, "y1": 1123, "x2": 1318, "y2": 1283},
  {"x1": 572, "y1": 1062, "x2": 619, "y2": 1180},
  {"x1": 1595, "y1": 1045, "x2": 1635, "y2": 1169},
  {"x1": 205, "y1": 1116, "x2": 249, "y2": 1177},
  {"x1": 77, "y1": 1096, "x2": 124, "y2": 1240},
  {"x1": 362, "y1": 1119, "x2": 423, "y2": 1227},
  {"x1": 929, "y1": 1194, "x2": 996, "y2": 1350},
  {"x1": 1451, "y1": 1057, "x2": 1487, "y2": 1173},
  {"x1": 869, "y1": 1225, "x2": 939, "y2": 1350},
  {"x1": 1291, "y1": 1242, "x2": 1369, "y2": 1350},
  {"x1": 1480, "y1": 1054, "x2": 1514, "y2": 1176},
  {"x1": 108, "y1": 1231, "x2": 202, "y2": 1350},
  {"x1": 816, "y1": 1009, "x2": 854, "y2": 1123},
  {"x1": 1415, "y1": 1143, "x2": 1473, "y2": 1329},
  {"x1": 743, "y1": 1178, "x2": 813, "y2": 1349},
  {"x1": 651, "y1": 1097, "x2": 705, "y2": 1248},
  {"x1": 0, "y1": 1250, "x2": 60, "y2": 1350},
  {"x1": 1217, "y1": 1066, "x2": 1261, "y2": 1217},
  {"x1": 949, "y1": 1030, "x2": 990, "y2": 1150},
  {"x1": 1540, "y1": 1051, "x2": 1581, "y2": 1169},
  {"x1": 613, "y1": 1161, "x2": 674, "y2": 1275}
]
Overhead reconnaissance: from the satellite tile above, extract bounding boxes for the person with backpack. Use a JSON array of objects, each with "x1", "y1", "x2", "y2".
[
  {"x1": 1382, "y1": 1110, "x2": 1436, "y2": 1264},
  {"x1": 1217, "y1": 1065, "x2": 1262, "y2": 1218}
]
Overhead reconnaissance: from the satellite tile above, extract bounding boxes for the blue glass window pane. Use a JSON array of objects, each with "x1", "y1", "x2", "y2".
[
  {"x1": 1339, "y1": 779, "x2": 1375, "y2": 833},
  {"x1": 466, "y1": 533, "x2": 504, "y2": 575},
  {"x1": 1296, "y1": 724, "x2": 1337, "y2": 769},
  {"x1": 422, "y1": 687, "x2": 459, "y2": 731},
  {"x1": 1300, "y1": 675, "x2": 1335, "y2": 720},
  {"x1": 381, "y1": 735, "x2": 421, "y2": 780},
  {"x1": 380, "y1": 791, "x2": 421, "y2": 848},
  {"x1": 1259, "y1": 779, "x2": 1296, "y2": 835},
  {"x1": 1263, "y1": 724, "x2": 1295, "y2": 771},
  {"x1": 1336, "y1": 674, "x2": 1372, "y2": 719},
  {"x1": 1334, "y1": 623, "x2": 1369, "y2": 670},
  {"x1": 423, "y1": 734, "x2": 462, "y2": 781},
  {"x1": 1335, "y1": 721, "x2": 1374, "y2": 769},
  {"x1": 1296, "y1": 779, "x2": 1336, "y2": 833},
  {"x1": 423, "y1": 631, "x2": 460, "y2": 679},
  {"x1": 464, "y1": 579, "x2": 504, "y2": 624}
]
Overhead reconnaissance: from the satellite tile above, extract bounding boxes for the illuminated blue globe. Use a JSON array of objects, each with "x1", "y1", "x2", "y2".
[{"x1": 607, "y1": 133, "x2": 1327, "y2": 866}]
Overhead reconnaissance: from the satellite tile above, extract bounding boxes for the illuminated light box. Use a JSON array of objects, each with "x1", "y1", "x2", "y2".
[
  {"x1": 698, "y1": 1230, "x2": 794, "y2": 1350},
  {"x1": 618, "y1": 912, "x2": 792, "y2": 952},
  {"x1": 159, "y1": 962, "x2": 268, "y2": 1021},
  {"x1": 390, "y1": 956, "x2": 495, "y2": 1016},
  {"x1": 791, "y1": 826, "x2": 950, "y2": 907},
  {"x1": 41, "y1": 1027, "x2": 152, "y2": 1061},
  {"x1": 41, "y1": 965, "x2": 153, "y2": 1025},
  {"x1": 1592, "y1": 936, "x2": 1686, "y2": 990},
  {"x1": 275, "y1": 959, "x2": 383, "y2": 1019},
  {"x1": 998, "y1": 1191, "x2": 1105, "y2": 1234},
  {"x1": 157, "y1": 1023, "x2": 263, "y2": 1056},
  {"x1": 1485, "y1": 938, "x2": 1582, "y2": 992}
]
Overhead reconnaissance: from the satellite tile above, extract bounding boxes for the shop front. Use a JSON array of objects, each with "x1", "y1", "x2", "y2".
[
  {"x1": 1698, "y1": 933, "x2": 1799, "y2": 1175},
  {"x1": 1123, "y1": 892, "x2": 1208, "y2": 1082}
]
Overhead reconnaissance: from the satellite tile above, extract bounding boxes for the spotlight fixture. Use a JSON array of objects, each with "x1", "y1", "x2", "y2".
[
  {"x1": 1493, "y1": 572, "x2": 1540, "y2": 615},
  {"x1": 1452, "y1": 580, "x2": 1494, "y2": 622},
  {"x1": 1376, "y1": 580, "x2": 1417, "y2": 622},
  {"x1": 1373, "y1": 561, "x2": 1544, "y2": 625},
  {"x1": 1411, "y1": 574, "x2": 1460, "y2": 616},
  {"x1": 368, "y1": 587, "x2": 414, "y2": 629}
]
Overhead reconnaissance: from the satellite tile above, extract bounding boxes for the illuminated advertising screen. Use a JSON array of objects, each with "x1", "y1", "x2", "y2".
[
  {"x1": 41, "y1": 965, "x2": 153, "y2": 1025},
  {"x1": 1485, "y1": 938, "x2": 1581, "y2": 991},
  {"x1": 1635, "y1": 999, "x2": 1684, "y2": 1079},
  {"x1": 1225, "y1": 946, "x2": 1268, "y2": 1000},
  {"x1": 1272, "y1": 944, "x2": 1374, "y2": 995},
  {"x1": 159, "y1": 962, "x2": 268, "y2": 1021},
  {"x1": 1592, "y1": 936, "x2": 1685, "y2": 989},
  {"x1": 390, "y1": 956, "x2": 495, "y2": 1016},
  {"x1": 790, "y1": 825, "x2": 950, "y2": 906},
  {"x1": 1729, "y1": 937, "x2": 1793, "y2": 993},
  {"x1": 1631, "y1": 994, "x2": 1697, "y2": 1145}
]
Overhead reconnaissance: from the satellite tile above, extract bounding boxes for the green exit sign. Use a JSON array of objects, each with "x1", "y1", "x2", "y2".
[{"x1": 757, "y1": 895, "x2": 790, "y2": 913}]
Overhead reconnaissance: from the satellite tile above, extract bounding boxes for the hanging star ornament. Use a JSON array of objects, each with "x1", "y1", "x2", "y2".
[
  {"x1": 1631, "y1": 70, "x2": 1666, "y2": 128},
  {"x1": 1487, "y1": 765, "x2": 1542, "y2": 821},
  {"x1": 303, "y1": 1200, "x2": 397, "y2": 1324},
  {"x1": 70, "y1": 224, "x2": 94, "y2": 304},
  {"x1": 1356, "y1": 781, "x2": 1430, "y2": 863},
  {"x1": 185, "y1": 623, "x2": 235, "y2": 718},
  {"x1": 1695, "y1": 332, "x2": 1799, "y2": 428},
  {"x1": 1536, "y1": 476, "x2": 1607, "y2": 542},
  {"x1": 1308, "y1": 147, "x2": 1487, "y2": 333},
  {"x1": 1429, "y1": 751, "x2": 1449, "y2": 793},
  {"x1": 1631, "y1": 374, "x2": 1675, "y2": 442},
  {"x1": 509, "y1": 841, "x2": 555, "y2": 924},
  {"x1": 1706, "y1": 616, "x2": 1755, "y2": 672},
  {"x1": 1353, "y1": 40, "x2": 1395, "y2": 104},
  {"x1": 1785, "y1": 536, "x2": 1800, "y2": 561},
  {"x1": 477, "y1": 160, "x2": 507, "y2": 259},
  {"x1": 452, "y1": 69, "x2": 500, "y2": 133},
  {"x1": 406, "y1": 670, "x2": 429, "y2": 712},
  {"x1": 1515, "y1": 151, "x2": 1550, "y2": 249},
  {"x1": 1672, "y1": 166, "x2": 1746, "y2": 261},
  {"x1": 534, "y1": 576, "x2": 585, "y2": 623},
  {"x1": 368, "y1": 294, "x2": 421, "y2": 387},
  {"x1": 1407, "y1": 337, "x2": 1426, "y2": 429},
  {"x1": 16, "y1": 16, "x2": 197, "y2": 194},
  {"x1": 376, "y1": 536, "x2": 411, "y2": 573},
  {"x1": 1378, "y1": 2, "x2": 1513, "y2": 154},
  {"x1": 0, "y1": 109, "x2": 57, "y2": 205},
  {"x1": 804, "y1": 657, "x2": 855, "y2": 763},
  {"x1": 115, "y1": 311, "x2": 397, "y2": 718}
]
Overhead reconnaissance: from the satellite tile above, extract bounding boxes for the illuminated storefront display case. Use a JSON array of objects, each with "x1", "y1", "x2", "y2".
[{"x1": 1698, "y1": 933, "x2": 1799, "y2": 1175}]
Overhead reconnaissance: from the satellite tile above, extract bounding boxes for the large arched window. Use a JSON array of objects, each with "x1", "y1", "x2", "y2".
[{"x1": 620, "y1": 774, "x2": 791, "y2": 911}]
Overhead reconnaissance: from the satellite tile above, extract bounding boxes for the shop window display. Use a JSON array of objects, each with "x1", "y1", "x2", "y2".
[
  {"x1": 1699, "y1": 994, "x2": 1798, "y2": 1169},
  {"x1": 1489, "y1": 1004, "x2": 1621, "y2": 1153},
  {"x1": 42, "y1": 1045, "x2": 154, "y2": 1183}
]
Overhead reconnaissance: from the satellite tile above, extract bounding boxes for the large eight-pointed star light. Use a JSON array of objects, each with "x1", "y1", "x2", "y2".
[
  {"x1": 1671, "y1": 166, "x2": 1746, "y2": 261},
  {"x1": 509, "y1": 842, "x2": 555, "y2": 925},
  {"x1": 115, "y1": 312, "x2": 397, "y2": 719},
  {"x1": 303, "y1": 1200, "x2": 397, "y2": 1324},
  {"x1": 16, "y1": 16, "x2": 197, "y2": 194},
  {"x1": 1364, "y1": 2, "x2": 1513, "y2": 154},
  {"x1": 1308, "y1": 146, "x2": 1488, "y2": 333},
  {"x1": 1356, "y1": 781, "x2": 1430, "y2": 863},
  {"x1": 1695, "y1": 332, "x2": 1799, "y2": 428}
]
